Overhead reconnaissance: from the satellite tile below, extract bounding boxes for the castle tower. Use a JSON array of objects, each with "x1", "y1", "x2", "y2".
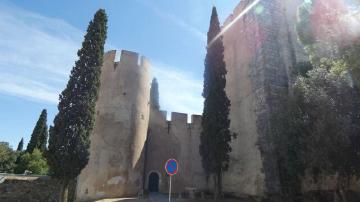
[
  {"x1": 222, "y1": 0, "x2": 306, "y2": 197},
  {"x1": 76, "y1": 50, "x2": 151, "y2": 201}
]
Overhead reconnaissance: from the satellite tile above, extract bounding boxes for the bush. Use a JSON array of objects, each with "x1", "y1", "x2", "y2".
[
  {"x1": 15, "y1": 149, "x2": 48, "y2": 175},
  {"x1": 0, "y1": 142, "x2": 17, "y2": 173}
]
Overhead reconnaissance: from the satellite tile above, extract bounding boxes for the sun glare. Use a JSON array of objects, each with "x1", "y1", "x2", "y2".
[{"x1": 208, "y1": 0, "x2": 261, "y2": 47}]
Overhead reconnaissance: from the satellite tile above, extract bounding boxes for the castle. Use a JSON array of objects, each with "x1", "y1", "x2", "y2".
[{"x1": 75, "y1": 0, "x2": 307, "y2": 201}]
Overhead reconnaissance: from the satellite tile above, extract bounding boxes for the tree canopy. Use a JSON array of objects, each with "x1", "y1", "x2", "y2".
[
  {"x1": 150, "y1": 78, "x2": 160, "y2": 110},
  {"x1": 16, "y1": 138, "x2": 24, "y2": 152},
  {"x1": 199, "y1": 6, "x2": 233, "y2": 200},
  {"x1": 270, "y1": 1, "x2": 360, "y2": 201},
  {"x1": 47, "y1": 9, "x2": 107, "y2": 202},
  {"x1": 0, "y1": 142, "x2": 17, "y2": 173},
  {"x1": 15, "y1": 149, "x2": 48, "y2": 175},
  {"x1": 26, "y1": 109, "x2": 48, "y2": 153}
]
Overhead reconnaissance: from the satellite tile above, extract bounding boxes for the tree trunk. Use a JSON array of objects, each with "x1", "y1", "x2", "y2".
[
  {"x1": 218, "y1": 170, "x2": 222, "y2": 199},
  {"x1": 59, "y1": 179, "x2": 70, "y2": 202},
  {"x1": 339, "y1": 175, "x2": 348, "y2": 202},
  {"x1": 214, "y1": 171, "x2": 222, "y2": 201},
  {"x1": 334, "y1": 172, "x2": 340, "y2": 202},
  {"x1": 334, "y1": 191, "x2": 340, "y2": 202},
  {"x1": 334, "y1": 172, "x2": 348, "y2": 202},
  {"x1": 339, "y1": 189, "x2": 347, "y2": 202},
  {"x1": 213, "y1": 174, "x2": 218, "y2": 201}
]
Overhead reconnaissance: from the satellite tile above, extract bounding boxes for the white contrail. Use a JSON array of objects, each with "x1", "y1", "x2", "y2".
[{"x1": 208, "y1": 0, "x2": 261, "y2": 47}]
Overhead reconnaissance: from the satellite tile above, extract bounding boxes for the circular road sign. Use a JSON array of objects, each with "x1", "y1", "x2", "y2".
[{"x1": 165, "y1": 159, "x2": 178, "y2": 176}]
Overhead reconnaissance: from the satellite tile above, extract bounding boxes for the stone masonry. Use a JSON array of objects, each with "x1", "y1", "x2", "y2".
[
  {"x1": 76, "y1": 0, "x2": 308, "y2": 201},
  {"x1": 76, "y1": 50, "x2": 151, "y2": 201},
  {"x1": 222, "y1": 0, "x2": 306, "y2": 197}
]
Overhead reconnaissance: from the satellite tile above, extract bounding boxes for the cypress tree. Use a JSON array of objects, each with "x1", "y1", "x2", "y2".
[
  {"x1": 150, "y1": 78, "x2": 160, "y2": 110},
  {"x1": 26, "y1": 109, "x2": 48, "y2": 153},
  {"x1": 47, "y1": 9, "x2": 107, "y2": 202},
  {"x1": 39, "y1": 114, "x2": 48, "y2": 152},
  {"x1": 199, "y1": 7, "x2": 233, "y2": 200},
  {"x1": 17, "y1": 138, "x2": 24, "y2": 151}
]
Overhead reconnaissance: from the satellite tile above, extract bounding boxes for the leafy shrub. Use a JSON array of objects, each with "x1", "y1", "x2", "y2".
[
  {"x1": 0, "y1": 142, "x2": 17, "y2": 173},
  {"x1": 15, "y1": 149, "x2": 48, "y2": 175}
]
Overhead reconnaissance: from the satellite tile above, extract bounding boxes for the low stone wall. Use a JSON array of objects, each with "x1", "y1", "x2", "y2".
[{"x1": 0, "y1": 176, "x2": 76, "y2": 202}]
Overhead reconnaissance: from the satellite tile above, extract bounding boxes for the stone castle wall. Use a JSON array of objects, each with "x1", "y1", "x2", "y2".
[
  {"x1": 76, "y1": 50, "x2": 151, "y2": 201},
  {"x1": 144, "y1": 109, "x2": 206, "y2": 194},
  {"x1": 222, "y1": 0, "x2": 306, "y2": 197},
  {"x1": 75, "y1": 0, "x2": 310, "y2": 200},
  {"x1": 75, "y1": 50, "x2": 206, "y2": 201}
]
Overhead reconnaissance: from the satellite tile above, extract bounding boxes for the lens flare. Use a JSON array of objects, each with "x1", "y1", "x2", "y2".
[
  {"x1": 208, "y1": 0, "x2": 261, "y2": 47},
  {"x1": 255, "y1": 4, "x2": 264, "y2": 15},
  {"x1": 310, "y1": 0, "x2": 360, "y2": 47}
]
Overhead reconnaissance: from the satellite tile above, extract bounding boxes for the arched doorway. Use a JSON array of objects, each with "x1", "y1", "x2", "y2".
[{"x1": 148, "y1": 172, "x2": 159, "y2": 192}]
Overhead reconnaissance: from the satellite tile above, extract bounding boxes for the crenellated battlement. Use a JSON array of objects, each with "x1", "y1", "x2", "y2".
[
  {"x1": 119, "y1": 50, "x2": 139, "y2": 66},
  {"x1": 150, "y1": 109, "x2": 202, "y2": 128},
  {"x1": 103, "y1": 49, "x2": 150, "y2": 71},
  {"x1": 171, "y1": 112, "x2": 187, "y2": 124},
  {"x1": 190, "y1": 114, "x2": 202, "y2": 126}
]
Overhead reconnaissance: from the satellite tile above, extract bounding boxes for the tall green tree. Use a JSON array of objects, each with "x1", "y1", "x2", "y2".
[
  {"x1": 26, "y1": 109, "x2": 48, "y2": 153},
  {"x1": 269, "y1": 1, "x2": 360, "y2": 201},
  {"x1": 270, "y1": 94, "x2": 307, "y2": 202},
  {"x1": 293, "y1": 68, "x2": 360, "y2": 202},
  {"x1": 150, "y1": 78, "x2": 160, "y2": 110},
  {"x1": 17, "y1": 138, "x2": 24, "y2": 151},
  {"x1": 199, "y1": 6, "x2": 233, "y2": 200},
  {"x1": 47, "y1": 9, "x2": 107, "y2": 202},
  {"x1": 296, "y1": 0, "x2": 360, "y2": 88}
]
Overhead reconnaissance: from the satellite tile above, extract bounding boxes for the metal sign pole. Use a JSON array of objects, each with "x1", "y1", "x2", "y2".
[
  {"x1": 169, "y1": 175, "x2": 172, "y2": 202},
  {"x1": 165, "y1": 159, "x2": 177, "y2": 202}
]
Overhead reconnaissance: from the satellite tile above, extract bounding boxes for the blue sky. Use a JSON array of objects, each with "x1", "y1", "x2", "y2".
[{"x1": 0, "y1": 0, "x2": 240, "y2": 148}]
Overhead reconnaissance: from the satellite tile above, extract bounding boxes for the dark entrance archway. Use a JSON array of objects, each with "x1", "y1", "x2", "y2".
[{"x1": 148, "y1": 172, "x2": 159, "y2": 192}]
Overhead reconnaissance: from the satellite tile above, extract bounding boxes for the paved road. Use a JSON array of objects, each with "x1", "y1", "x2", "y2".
[{"x1": 149, "y1": 192, "x2": 168, "y2": 202}]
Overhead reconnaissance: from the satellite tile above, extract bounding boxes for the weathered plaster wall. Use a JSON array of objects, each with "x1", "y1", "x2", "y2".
[
  {"x1": 144, "y1": 109, "x2": 207, "y2": 194},
  {"x1": 76, "y1": 50, "x2": 151, "y2": 201},
  {"x1": 222, "y1": 0, "x2": 305, "y2": 197},
  {"x1": 222, "y1": 1, "x2": 265, "y2": 196}
]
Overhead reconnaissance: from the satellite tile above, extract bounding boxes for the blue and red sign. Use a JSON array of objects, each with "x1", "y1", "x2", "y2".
[{"x1": 165, "y1": 159, "x2": 178, "y2": 176}]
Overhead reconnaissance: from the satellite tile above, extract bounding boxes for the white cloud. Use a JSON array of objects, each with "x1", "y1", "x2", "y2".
[
  {"x1": 0, "y1": 1, "x2": 204, "y2": 117},
  {"x1": 0, "y1": 1, "x2": 81, "y2": 103},
  {"x1": 136, "y1": 0, "x2": 207, "y2": 42},
  {"x1": 0, "y1": 73, "x2": 59, "y2": 103},
  {"x1": 151, "y1": 62, "x2": 204, "y2": 117}
]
